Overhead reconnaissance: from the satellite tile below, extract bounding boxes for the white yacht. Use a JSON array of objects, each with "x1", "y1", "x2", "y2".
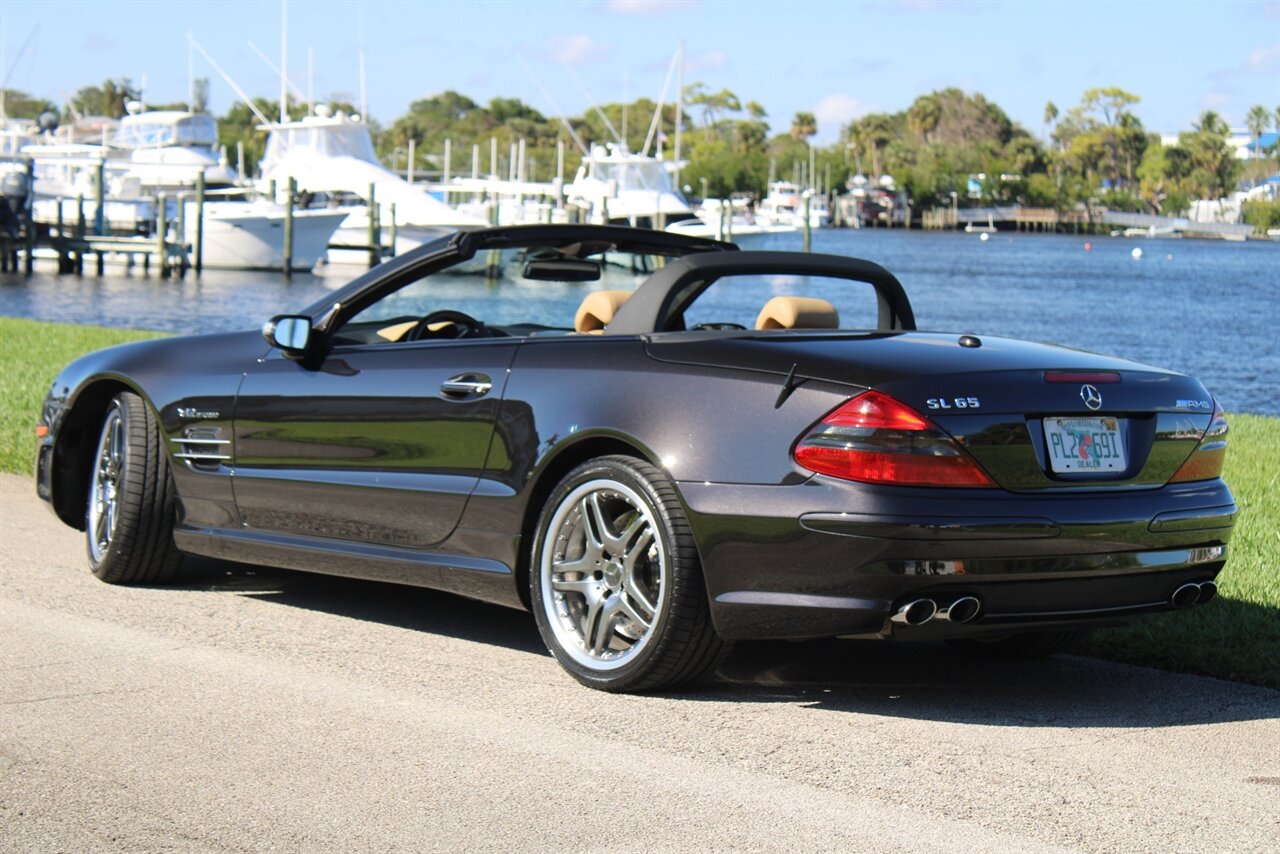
[
  {"x1": 664, "y1": 196, "x2": 797, "y2": 241},
  {"x1": 257, "y1": 106, "x2": 486, "y2": 263},
  {"x1": 756, "y1": 180, "x2": 829, "y2": 229},
  {"x1": 111, "y1": 108, "x2": 239, "y2": 191},
  {"x1": 20, "y1": 108, "x2": 345, "y2": 272},
  {"x1": 565, "y1": 144, "x2": 696, "y2": 227}
]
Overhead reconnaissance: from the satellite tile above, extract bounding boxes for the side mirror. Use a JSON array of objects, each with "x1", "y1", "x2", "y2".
[{"x1": 263, "y1": 314, "x2": 313, "y2": 356}]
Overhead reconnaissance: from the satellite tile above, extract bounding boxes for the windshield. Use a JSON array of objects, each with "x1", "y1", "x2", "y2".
[
  {"x1": 263, "y1": 122, "x2": 378, "y2": 164},
  {"x1": 116, "y1": 115, "x2": 216, "y2": 149}
]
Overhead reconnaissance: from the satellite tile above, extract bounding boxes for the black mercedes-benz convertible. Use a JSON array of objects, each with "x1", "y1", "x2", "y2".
[{"x1": 35, "y1": 225, "x2": 1235, "y2": 691}]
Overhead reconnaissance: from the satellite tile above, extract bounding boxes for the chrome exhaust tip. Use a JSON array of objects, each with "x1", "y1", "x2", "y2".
[
  {"x1": 1170, "y1": 582, "x2": 1202, "y2": 609},
  {"x1": 1197, "y1": 581, "x2": 1217, "y2": 604},
  {"x1": 891, "y1": 598, "x2": 938, "y2": 626},
  {"x1": 938, "y1": 596, "x2": 981, "y2": 624}
]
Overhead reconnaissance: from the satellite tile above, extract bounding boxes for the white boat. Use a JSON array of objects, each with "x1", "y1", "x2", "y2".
[
  {"x1": 257, "y1": 106, "x2": 486, "y2": 263},
  {"x1": 21, "y1": 116, "x2": 345, "y2": 271},
  {"x1": 182, "y1": 198, "x2": 348, "y2": 271},
  {"x1": 565, "y1": 144, "x2": 696, "y2": 227},
  {"x1": 964, "y1": 214, "x2": 998, "y2": 234},
  {"x1": 756, "y1": 180, "x2": 829, "y2": 229},
  {"x1": 665, "y1": 197, "x2": 797, "y2": 241},
  {"x1": 111, "y1": 108, "x2": 239, "y2": 191}
]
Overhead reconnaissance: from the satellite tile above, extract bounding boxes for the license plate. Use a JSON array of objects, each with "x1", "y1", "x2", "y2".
[{"x1": 1043, "y1": 417, "x2": 1127, "y2": 473}]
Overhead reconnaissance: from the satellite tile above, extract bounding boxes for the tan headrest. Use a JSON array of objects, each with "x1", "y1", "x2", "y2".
[
  {"x1": 574, "y1": 290, "x2": 632, "y2": 334},
  {"x1": 755, "y1": 296, "x2": 840, "y2": 330}
]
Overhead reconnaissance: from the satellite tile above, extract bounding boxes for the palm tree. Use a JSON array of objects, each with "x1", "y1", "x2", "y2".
[
  {"x1": 1043, "y1": 101, "x2": 1058, "y2": 144},
  {"x1": 1194, "y1": 110, "x2": 1229, "y2": 136},
  {"x1": 1245, "y1": 105, "x2": 1270, "y2": 155},
  {"x1": 906, "y1": 95, "x2": 941, "y2": 143},
  {"x1": 790, "y1": 111, "x2": 817, "y2": 141}
]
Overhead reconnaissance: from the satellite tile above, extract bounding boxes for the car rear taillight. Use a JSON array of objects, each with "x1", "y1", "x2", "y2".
[
  {"x1": 1170, "y1": 398, "x2": 1229, "y2": 483},
  {"x1": 793, "y1": 390, "x2": 994, "y2": 487}
]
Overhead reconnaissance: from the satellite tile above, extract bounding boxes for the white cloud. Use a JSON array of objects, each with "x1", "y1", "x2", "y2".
[
  {"x1": 548, "y1": 35, "x2": 608, "y2": 66},
  {"x1": 606, "y1": 0, "x2": 698, "y2": 15},
  {"x1": 813, "y1": 94, "x2": 866, "y2": 133},
  {"x1": 1246, "y1": 44, "x2": 1280, "y2": 72}
]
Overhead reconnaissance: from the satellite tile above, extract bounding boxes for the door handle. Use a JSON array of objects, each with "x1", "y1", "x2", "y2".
[{"x1": 440, "y1": 374, "x2": 493, "y2": 397}]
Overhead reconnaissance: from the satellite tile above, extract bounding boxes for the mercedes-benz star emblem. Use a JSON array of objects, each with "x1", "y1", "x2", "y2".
[{"x1": 1080, "y1": 384, "x2": 1103, "y2": 411}]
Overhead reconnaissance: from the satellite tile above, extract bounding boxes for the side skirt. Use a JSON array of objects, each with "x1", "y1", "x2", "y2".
[{"x1": 174, "y1": 525, "x2": 525, "y2": 610}]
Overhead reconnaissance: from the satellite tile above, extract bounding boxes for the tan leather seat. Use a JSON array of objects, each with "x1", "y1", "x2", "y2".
[
  {"x1": 574, "y1": 290, "x2": 632, "y2": 334},
  {"x1": 754, "y1": 296, "x2": 839, "y2": 330}
]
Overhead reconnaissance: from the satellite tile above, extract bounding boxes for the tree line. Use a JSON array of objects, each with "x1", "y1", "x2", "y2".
[{"x1": 3, "y1": 78, "x2": 1276, "y2": 220}]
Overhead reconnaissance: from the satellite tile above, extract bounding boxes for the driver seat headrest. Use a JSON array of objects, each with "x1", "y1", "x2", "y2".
[
  {"x1": 574, "y1": 290, "x2": 632, "y2": 335},
  {"x1": 754, "y1": 296, "x2": 840, "y2": 330}
]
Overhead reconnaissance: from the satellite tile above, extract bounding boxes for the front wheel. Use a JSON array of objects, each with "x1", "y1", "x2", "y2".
[
  {"x1": 530, "y1": 456, "x2": 725, "y2": 692},
  {"x1": 86, "y1": 391, "x2": 184, "y2": 584}
]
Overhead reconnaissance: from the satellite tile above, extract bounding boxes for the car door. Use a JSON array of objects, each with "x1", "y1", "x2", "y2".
[{"x1": 231, "y1": 336, "x2": 518, "y2": 549}]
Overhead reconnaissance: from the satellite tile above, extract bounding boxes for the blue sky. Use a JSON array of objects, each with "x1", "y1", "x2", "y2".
[{"x1": 3, "y1": 0, "x2": 1278, "y2": 142}]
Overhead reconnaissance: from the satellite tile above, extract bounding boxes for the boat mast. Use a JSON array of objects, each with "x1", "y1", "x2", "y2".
[
  {"x1": 279, "y1": 0, "x2": 288, "y2": 123},
  {"x1": 358, "y1": 7, "x2": 368, "y2": 122},
  {"x1": 674, "y1": 40, "x2": 684, "y2": 189},
  {"x1": 187, "y1": 30, "x2": 194, "y2": 112}
]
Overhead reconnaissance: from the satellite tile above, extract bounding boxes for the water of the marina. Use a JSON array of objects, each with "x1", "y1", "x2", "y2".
[{"x1": 2, "y1": 229, "x2": 1277, "y2": 416}]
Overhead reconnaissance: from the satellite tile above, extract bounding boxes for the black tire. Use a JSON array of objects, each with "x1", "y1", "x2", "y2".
[
  {"x1": 948, "y1": 629, "x2": 1090, "y2": 660},
  {"x1": 530, "y1": 455, "x2": 726, "y2": 692},
  {"x1": 85, "y1": 391, "x2": 184, "y2": 585}
]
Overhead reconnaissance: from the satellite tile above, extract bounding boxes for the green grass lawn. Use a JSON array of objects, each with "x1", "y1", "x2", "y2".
[
  {"x1": 0, "y1": 318, "x2": 164, "y2": 474},
  {"x1": 2, "y1": 317, "x2": 1276, "y2": 689}
]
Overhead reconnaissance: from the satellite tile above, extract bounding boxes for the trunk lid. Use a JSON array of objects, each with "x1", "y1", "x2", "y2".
[{"x1": 646, "y1": 331, "x2": 1215, "y2": 490}]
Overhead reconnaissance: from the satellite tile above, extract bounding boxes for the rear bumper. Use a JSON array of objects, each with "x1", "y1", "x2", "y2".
[{"x1": 679, "y1": 477, "x2": 1235, "y2": 641}]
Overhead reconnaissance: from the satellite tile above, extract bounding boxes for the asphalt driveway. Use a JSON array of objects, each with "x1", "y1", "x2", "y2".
[{"x1": 2, "y1": 473, "x2": 1276, "y2": 852}]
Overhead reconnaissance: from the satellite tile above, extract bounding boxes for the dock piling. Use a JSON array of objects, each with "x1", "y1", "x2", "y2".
[
  {"x1": 802, "y1": 194, "x2": 812, "y2": 253},
  {"x1": 367, "y1": 183, "x2": 379, "y2": 268},
  {"x1": 94, "y1": 160, "x2": 106, "y2": 235},
  {"x1": 389, "y1": 202, "x2": 397, "y2": 257},
  {"x1": 75, "y1": 195, "x2": 85, "y2": 274},
  {"x1": 23, "y1": 159, "x2": 35, "y2": 274},
  {"x1": 194, "y1": 172, "x2": 205, "y2": 274},
  {"x1": 156, "y1": 193, "x2": 169, "y2": 278},
  {"x1": 283, "y1": 176, "x2": 296, "y2": 277}
]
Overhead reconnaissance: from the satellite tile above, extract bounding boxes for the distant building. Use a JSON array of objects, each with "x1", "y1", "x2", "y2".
[{"x1": 1158, "y1": 129, "x2": 1278, "y2": 159}]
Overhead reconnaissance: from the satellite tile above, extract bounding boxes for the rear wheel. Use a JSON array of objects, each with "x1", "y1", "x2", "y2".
[
  {"x1": 86, "y1": 392, "x2": 183, "y2": 584},
  {"x1": 530, "y1": 456, "x2": 725, "y2": 692},
  {"x1": 948, "y1": 629, "x2": 1089, "y2": 660}
]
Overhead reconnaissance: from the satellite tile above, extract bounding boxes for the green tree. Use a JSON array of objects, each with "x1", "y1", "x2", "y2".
[
  {"x1": 0, "y1": 88, "x2": 57, "y2": 121},
  {"x1": 1244, "y1": 104, "x2": 1271, "y2": 179},
  {"x1": 684, "y1": 83, "x2": 741, "y2": 139},
  {"x1": 65, "y1": 78, "x2": 140, "y2": 119},
  {"x1": 1180, "y1": 111, "x2": 1240, "y2": 200},
  {"x1": 1042, "y1": 101, "x2": 1058, "y2": 141},
  {"x1": 789, "y1": 111, "x2": 817, "y2": 141},
  {"x1": 906, "y1": 94, "x2": 941, "y2": 143}
]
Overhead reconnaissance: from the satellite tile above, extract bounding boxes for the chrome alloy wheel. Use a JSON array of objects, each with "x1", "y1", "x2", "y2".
[
  {"x1": 539, "y1": 479, "x2": 667, "y2": 671},
  {"x1": 88, "y1": 402, "x2": 124, "y2": 564}
]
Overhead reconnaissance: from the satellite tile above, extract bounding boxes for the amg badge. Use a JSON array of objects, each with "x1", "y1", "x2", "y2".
[
  {"x1": 177, "y1": 407, "x2": 220, "y2": 419},
  {"x1": 926, "y1": 397, "x2": 980, "y2": 410}
]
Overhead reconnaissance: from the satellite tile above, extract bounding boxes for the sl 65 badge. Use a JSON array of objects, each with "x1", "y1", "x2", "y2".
[{"x1": 926, "y1": 397, "x2": 981, "y2": 410}]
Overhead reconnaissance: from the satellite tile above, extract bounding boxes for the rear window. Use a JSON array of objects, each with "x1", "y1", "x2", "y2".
[{"x1": 681, "y1": 273, "x2": 881, "y2": 332}]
